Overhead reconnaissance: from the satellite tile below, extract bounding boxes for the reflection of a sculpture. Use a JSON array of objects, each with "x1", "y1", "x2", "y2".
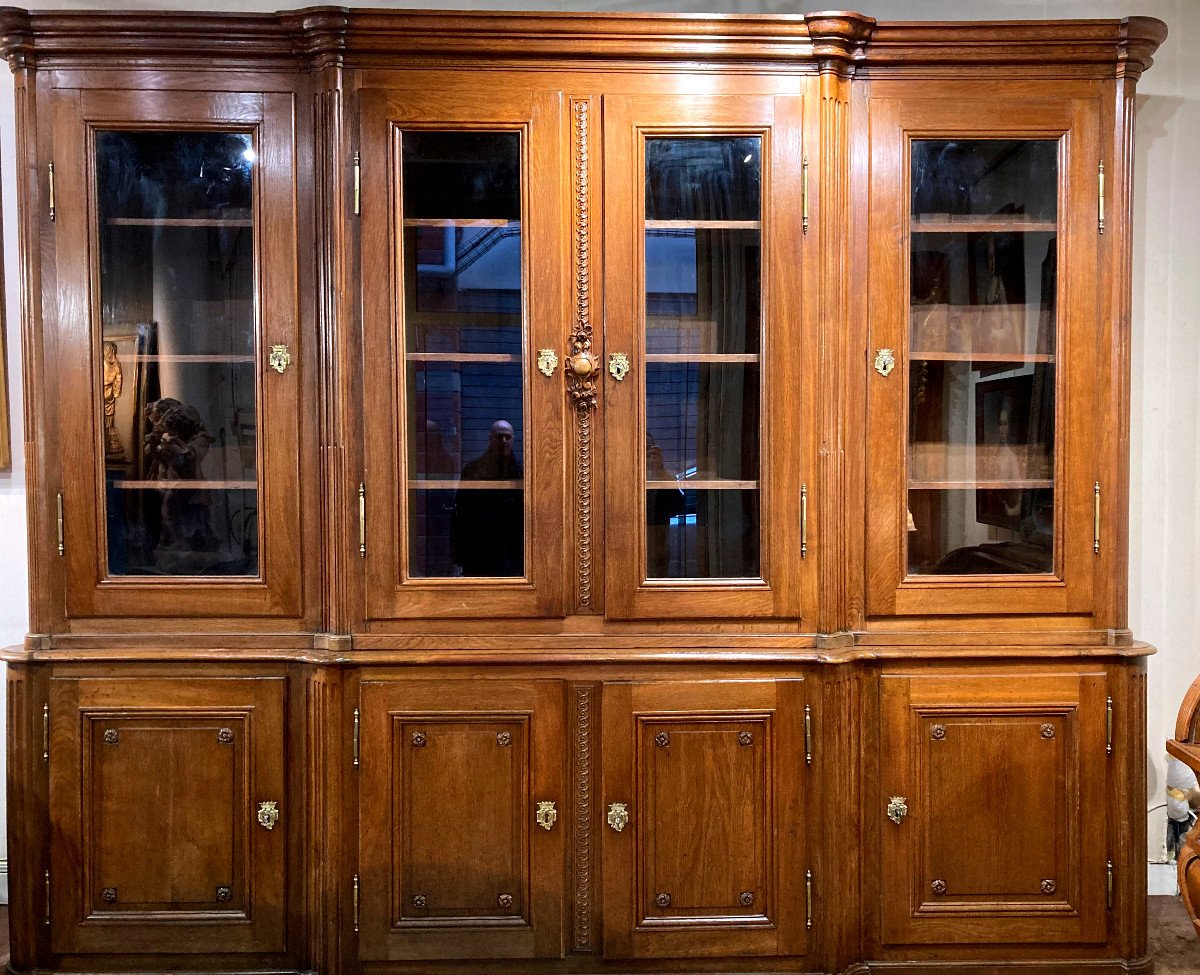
[
  {"x1": 452, "y1": 419, "x2": 524, "y2": 576},
  {"x1": 102, "y1": 341, "x2": 124, "y2": 458},
  {"x1": 143, "y1": 397, "x2": 219, "y2": 552}
]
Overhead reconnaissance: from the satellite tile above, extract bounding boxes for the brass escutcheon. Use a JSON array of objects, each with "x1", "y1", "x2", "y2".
[
  {"x1": 537, "y1": 348, "x2": 559, "y2": 377},
  {"x1": 607, "y1": 802, "x2": 629, "y2": 832},
  {"x1": 268, "y1": 343, "x2": 291, "y2": 374}
]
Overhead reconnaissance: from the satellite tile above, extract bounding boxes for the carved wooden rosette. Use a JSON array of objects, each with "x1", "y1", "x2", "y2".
[{"x1": 569, "y1": 97, "x2": 598, "y2": 609}]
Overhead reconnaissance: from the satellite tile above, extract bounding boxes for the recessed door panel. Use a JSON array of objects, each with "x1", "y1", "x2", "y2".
[
  {"x1": 48, "y1": 677, "x2": 286, "y2": 955},
  {"x1": 602, "y1": 679, "x2": 808, "y2": 959},
  {"x1": 879, "y1": 671, "x2": 1107, "y2": 945},
  {"x1": 358, "y1": 679, "x2": 565, "y2": 960}
]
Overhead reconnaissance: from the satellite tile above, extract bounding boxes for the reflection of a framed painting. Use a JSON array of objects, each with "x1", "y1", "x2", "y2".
[
  {"x1": 102, "y1": 323, "x2": 160, "y2": 479},
  {"x1": 974, "y1": 372, "x2": 1035, "y2": 533}
]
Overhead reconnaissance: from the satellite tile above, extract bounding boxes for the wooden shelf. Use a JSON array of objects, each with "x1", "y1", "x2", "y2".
[
  {"x1": 908, "y1": 479, "x2": 1054, "y2": 490},
  {"x1": 403, "y1": 218, "x2": 516, "y2": 228},
  {"x1": 405, "y1": 352, "x2": 520, "y2": 363},
  {"x1": 647, "y1": 479, "x2": 758, "y2": 490},
  {"x1": 409, "y1": 479, "x2": 523, "y2": 490},
  {"x1": 123, "y1": 354, "x2": 255, "y2": 364},
  {"x1": 110, "y1": 479, "x2": 257, "y2": 490},
  {"x1": 911, "y1": 351, "x2": 1055, "y2": 363},
  {"x1": 911, "y1": 215, "x2": 1057, "y2": 233},
  {"x1": 107, "y1": 217, "x2": 253, "y2": 228},
  {"x1": 645, "y1": 219, "x2": 760, "y2": 230},
  {"x1": 645, "y1": 353, "x2": 759, "y2": 363}
]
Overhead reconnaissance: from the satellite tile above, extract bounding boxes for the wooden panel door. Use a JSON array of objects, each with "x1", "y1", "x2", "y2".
[
  {"x1": 48, "y1": 676, "x2": 286, "y2": 954},
  {"x1": 602, "y1": 679, "x2": 808, "y2": 959},
  {"x1": 603, "y1": 93, "x2": 809, "y2": 620},
  {"x1": 52, "y1": 88, "x2": 305, "y2": 620},
  {"x1": 879, "y1": 671, "x2": 1108, "y2": 945},
  {"x1": 357, "y1": 679, "x2": 565, "y2": 960},
  {"x1": 359, "y1": 85, "x2": 568, "y2": 620},
  {"x1": 865, "y1": 82, "x2": 1102, "y2": 616}
]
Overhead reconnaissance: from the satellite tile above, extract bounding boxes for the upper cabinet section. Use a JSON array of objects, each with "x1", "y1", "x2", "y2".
[
  {"x1": 50, "y1": 87, "x2": 310, "y2": 622},
  {"x1": 4, "y1": 10, "x2": 1166, "y2": 638},
  {"x1": 864, "y1": 83, "x2": 1104, "y2": 619}
]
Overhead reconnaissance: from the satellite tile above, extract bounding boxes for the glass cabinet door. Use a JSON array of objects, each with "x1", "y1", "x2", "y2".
[
  {"x1": 866, "y1": 89, "x2": 1100, "y2": 617},
  {"x1": 360, "y1": 88, "x2": 567, "y2": 620},
  {"x1": 604, "y1": 95, "x2": 807, "y2": 620},
  {"x1": 53, "y1": 89, "x2": 305, "y2": 620}
]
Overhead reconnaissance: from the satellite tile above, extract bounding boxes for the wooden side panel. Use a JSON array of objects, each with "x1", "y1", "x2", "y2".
[
  {"x1": 879, "y1": 671, "x2": 1107, "y2": 946},
  {"x1": 602, "y1": 679, "x2": 807, "y2": 960},
  {"x1": 357, "y1": 678, "x2": 565, "y2": 961},
  {"x1": 48, "y1": 676, "x2": 286, "y2": 955}
]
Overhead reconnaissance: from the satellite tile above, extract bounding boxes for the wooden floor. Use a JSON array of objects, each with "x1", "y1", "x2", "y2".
[{"x1": 0, "y1": 899, "x2": 1191, "y2": 971}]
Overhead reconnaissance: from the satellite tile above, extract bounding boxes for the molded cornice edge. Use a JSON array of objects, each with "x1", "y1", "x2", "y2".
[{"x1": 0, "y1": 8, "x2": 1167, "y2": 75}]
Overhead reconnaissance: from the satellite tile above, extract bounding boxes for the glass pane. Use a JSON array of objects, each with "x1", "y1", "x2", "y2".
[
  {"x1": 907, "y1": 139, "x2": 1058, "y2": 576},
  {"x1": 402, "y1": 130, "x2": 525, "y2": 579},
  {"x1": 644, "y1": 136, "x2": 762, "y2": 580},
  {"x1": 97, "y1": 131, "x2": 258, "y2": 577}
]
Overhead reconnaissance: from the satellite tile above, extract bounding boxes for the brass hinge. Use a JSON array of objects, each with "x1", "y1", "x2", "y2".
[
  {"x1": 805, "y1": 868, "x2": 813, "y2": 929},
  {"x1": 1093, "y1": 482, "x2": 1101, "y2": 554},
  {"x1": 358, "y1": 482, "x2": 366, "y2": 558},
  {"x1": 804, "y1": 704, "x2": 813, "y2": 766},
  {"x1": 801, "y1": 156, "x2": 809, "y2": 235},
  {"x1": 1098, "y1": 160, "x2": 1106, "y2": 234},
  {"x1": 352, "y1": 707, "x2": 360, "y2": 768},
  {"x1": 44, "y1": 869, "x2": 50, "y2": 926},
  {"x1": 800, "y1": 483, "x2": 809, "y2": 559},
  {"x1": 1106, "y1": 696, "x2": 1114, "y2": 755},
  {"x1": 47, "y1": 162, "x2": 55, "y2": 222},
  {"x1": 42, "y1": 704, "x2": 49, "y2": 761},
  {"x1": 56, "y1": 492, "x2": 64, "y2": 556},
  {"x1": 352, "y1": 873, "x2": 360, "y2": 932},
  {"x1": 353, "y1": 151, "x2": 361, "y2": 217},
  {"x1": 1106, "y1": 859, "x2": 1114, "y2": 909}
]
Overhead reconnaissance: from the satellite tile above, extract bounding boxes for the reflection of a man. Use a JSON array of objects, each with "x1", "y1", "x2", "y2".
[
  {"x1": 452, "y1": 420, "x2": 524, "y2": 577},
  {"x1": 646, "y1": 433, "x2": 685, "y2": 577}
]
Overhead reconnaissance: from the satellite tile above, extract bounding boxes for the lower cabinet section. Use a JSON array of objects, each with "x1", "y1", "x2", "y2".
[
  {"x1": 601, "y1": 679, "x2": 810, "y2": 960},
  {"x1": 879, "y1": 670, "x2": 1110, "y2": 947},
  {"x1": 356, "y1": 678, "x2": 566, "y2": 960},
  {"x1": 15, "y1": 659, "x2": 1142, "y2": 974},
  {"x1": 47, "y1": 675, "x2": 287, "y2": 955}
]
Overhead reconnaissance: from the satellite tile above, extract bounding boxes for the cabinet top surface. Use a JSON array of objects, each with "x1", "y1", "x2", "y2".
[{"x1": 0, "y1": 6, "x2": 1167, "y2": 75}]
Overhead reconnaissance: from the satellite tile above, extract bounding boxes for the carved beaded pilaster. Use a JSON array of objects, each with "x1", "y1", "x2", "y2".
[
  {"x1": 571, "y1": 684, "x2": 593, "y2": 951},
  {"x1": 568, "y1": 97, "x2": 597, "y2": 609}
]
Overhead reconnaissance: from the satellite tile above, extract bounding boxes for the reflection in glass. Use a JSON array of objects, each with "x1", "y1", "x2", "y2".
[
  {"x1": 98, "y1": 131, "x2": 258, "y2": 577},
  {"x1": 907, "y1": 139, "x2": 1058, "y2": 576},
  {"x1": 643, "y1": 136, "x2": 762, "y2": 579},
  {"x1": 402, "y1": 130, "x2": 525, "y2": 578}
]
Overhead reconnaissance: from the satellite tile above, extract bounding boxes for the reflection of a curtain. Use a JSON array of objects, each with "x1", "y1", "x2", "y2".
[{"x1": 651, "y1": 139, "x2": 759, "y2": 578}]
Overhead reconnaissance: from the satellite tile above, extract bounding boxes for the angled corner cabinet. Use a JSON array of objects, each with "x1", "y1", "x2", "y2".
[{"x1": 0, "y1": 8, "x2": 1165, "y2": 975}]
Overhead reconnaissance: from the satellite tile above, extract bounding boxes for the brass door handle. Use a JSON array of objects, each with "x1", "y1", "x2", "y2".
[
  {"x1": 535, "y1": 800, "x2": 557, "y2": 831},
  {"x1": 887, "y1": 796, "x2": 908, "y2": 825},
  {"x1": 257, "y1": 800, "x2": 280, "y2": 830},
  {"x1": 607, "y1": 802, "x2": 629, "y2": 832}
]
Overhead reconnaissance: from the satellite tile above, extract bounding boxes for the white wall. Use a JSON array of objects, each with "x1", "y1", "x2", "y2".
[{"x1": 0, "y1": 0, "x2": 1195, "y2": 893}]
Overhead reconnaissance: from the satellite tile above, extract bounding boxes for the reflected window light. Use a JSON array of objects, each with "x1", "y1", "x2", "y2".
[{"x1": 243, "y1": 147, "x2": 257, "y2": 164}]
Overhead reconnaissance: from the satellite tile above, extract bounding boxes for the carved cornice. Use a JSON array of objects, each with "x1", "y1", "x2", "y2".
[
  {"x1": 0, "y1": 8, "x2": 1166, "y2": 77},
  {"x1": 803, "y1": 11, "x2": 874, "y2": 76}
]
